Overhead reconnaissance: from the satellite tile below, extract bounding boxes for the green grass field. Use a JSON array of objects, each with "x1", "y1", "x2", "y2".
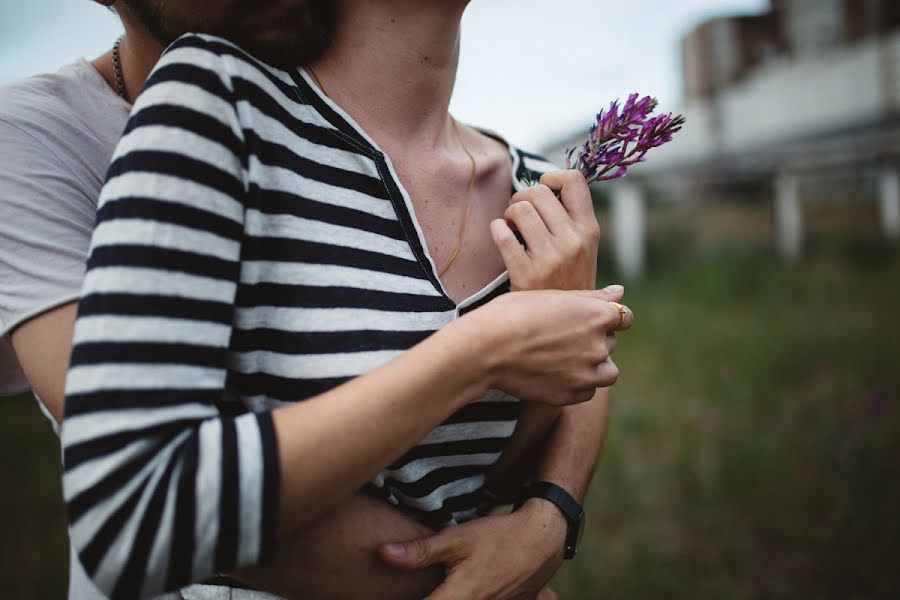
[
  {"x1": 553, "y1": 231, "x2": 900, "y2": 598},
  {"x1": 2, "y1": 223, "x2": 898, "y2": 598}
]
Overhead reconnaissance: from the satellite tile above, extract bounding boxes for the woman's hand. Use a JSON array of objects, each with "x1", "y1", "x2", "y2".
[
  {"x1": 473, "y1": 288, "x2": 633, "y2": 406},
  {"x1": 491, "y1": 170, "x2": 600, "y2": 292}
]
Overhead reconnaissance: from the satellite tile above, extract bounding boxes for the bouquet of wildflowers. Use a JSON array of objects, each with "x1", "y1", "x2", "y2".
[{"x1": 565, "y1": 94, "x2": 685, "y2": 182}]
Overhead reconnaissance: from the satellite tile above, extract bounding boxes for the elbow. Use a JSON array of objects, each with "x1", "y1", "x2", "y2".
[
  {"x1": 62, "y1": 434, "x2": 191, "y2": 599},
  {"x1": 66, "y1": 529, "x2": 123, "y2": 599}
]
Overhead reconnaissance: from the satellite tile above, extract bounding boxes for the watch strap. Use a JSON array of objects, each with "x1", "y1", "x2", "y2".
[{"x1": 514, "y1": 481, "x2": 584, "y2": 559}]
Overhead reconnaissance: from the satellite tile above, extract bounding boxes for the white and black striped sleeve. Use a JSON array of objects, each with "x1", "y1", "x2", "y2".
[{"x1": 61, "y1": 35, "x2": 279, "y2": 599}]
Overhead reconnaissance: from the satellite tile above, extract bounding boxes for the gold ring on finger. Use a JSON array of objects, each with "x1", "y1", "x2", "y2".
[{"x1": 610, "y1": 302, "x2": 628, "y2": 329}]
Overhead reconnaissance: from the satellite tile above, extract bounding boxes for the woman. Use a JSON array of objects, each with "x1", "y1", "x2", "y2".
[{"x1": 62, "y1": 1, "x2": 632, "y2": 598}]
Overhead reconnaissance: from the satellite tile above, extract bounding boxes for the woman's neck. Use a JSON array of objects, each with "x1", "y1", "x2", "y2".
[{"x1": 310, "y1": 0, "x2": 469, "y2": 156}]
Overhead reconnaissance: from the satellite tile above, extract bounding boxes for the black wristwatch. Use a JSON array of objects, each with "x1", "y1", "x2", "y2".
[{"x1": 514, "y1": 481, "x2": 585, "y2": 559}]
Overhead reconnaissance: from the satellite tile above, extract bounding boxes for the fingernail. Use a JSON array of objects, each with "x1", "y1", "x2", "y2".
[
  {"x1": 383, "y1": 543, "x2": 406, "y2": 559},
  {"x1": 602, "y1": 284, "x2": 624, "y2": 294}
]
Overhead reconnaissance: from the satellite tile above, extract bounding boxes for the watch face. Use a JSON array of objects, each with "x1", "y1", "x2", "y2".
[
  {"x1": 575, "y1": 511, "x2": 585, "y2": 546},
  {"x1": 566, "y1": 511, "x2": 585, "y2": 559}
]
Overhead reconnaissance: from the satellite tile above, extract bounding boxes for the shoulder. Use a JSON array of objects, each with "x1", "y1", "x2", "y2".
[
  {"x1": 0, "y1": 60, "x2": 128, "y2": 180},
  {"x1": 469, "y1": 126, "x2": 562, "y2": 190},
  {"x1": 0, "y1": 61, "x2": 90, "y2": 123},
  {"x1": 0, "y1": 60, "x2": 122, "y2": 143}
]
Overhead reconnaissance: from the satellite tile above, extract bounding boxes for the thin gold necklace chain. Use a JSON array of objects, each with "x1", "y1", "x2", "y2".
[
  {"x1": 442, "y1": 119, "x2": 477, "y2": 277},
  {"x1": 306, "y1": 65, "x2": 477, "y2": 278}
]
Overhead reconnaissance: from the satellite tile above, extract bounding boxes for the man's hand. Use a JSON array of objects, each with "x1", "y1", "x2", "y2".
[{"x1": 379, "y1": 499, "x2": 567, "y2": 600}]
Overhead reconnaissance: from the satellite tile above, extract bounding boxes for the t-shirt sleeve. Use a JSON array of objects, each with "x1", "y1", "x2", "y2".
[
  {"x1": 0, "y1": 119, "x2": 97, "y2": 336},
  {"x1": 61, "y1": 34, "x2": 279, "y2": 599}
]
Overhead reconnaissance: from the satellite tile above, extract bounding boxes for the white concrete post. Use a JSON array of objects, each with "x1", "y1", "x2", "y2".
[
  {"x1": 611, "y1": 183, "x2": 646, "y2": 280},
  {"x1": 878, "y1": 166, "x2": 900, "y2": 241},
  {"x1": 775, "y1": 174, "x2": 803, "y2": 261}
]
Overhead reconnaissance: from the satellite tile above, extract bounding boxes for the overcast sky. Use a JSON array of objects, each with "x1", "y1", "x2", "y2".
[{"x1": 0, "y1": 0, "x2": 768, "y2": 151}]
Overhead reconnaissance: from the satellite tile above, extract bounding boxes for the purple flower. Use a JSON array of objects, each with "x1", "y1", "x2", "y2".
[{"x1": 566, "y1": 94, "x2": 685, "y2": 183}]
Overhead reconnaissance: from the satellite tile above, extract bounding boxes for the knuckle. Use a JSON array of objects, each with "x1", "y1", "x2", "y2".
[
  {"x1": 590, "y1": 306, "x2": 611, "y2": 330},
  {"x1": 603, "y1": 364, "x2": 620, "y2": 387},
  {"x1": 533, "y1": 183, "x2": 554, "y2": 198},
  {"x1": 583, "y1": 222, "x2": 602, "y2": 242},
  {"x1": 574, "y1": 369, "x2": 598, "y2": 389},
  {"x1": 507, "y1": 201, "x2": 534, "y2": 219},
  {"x1": 412, "y1": 538, "x2": 431, "y2": 564},
  {"x1": 592, "y1": 343, "x2": 610, "y2": 363},
  {"x1": 573, "y1": 388, "x2": 596, "y2": 404},
  {"x1": 496, "y1": 231, "x2": 518, "y2": 248},
  {"x1": 561, "y1": 236, "x2": 584, "y2": 259},
  {"x1": 606, "y1": 334, "x2": 618, "y2": 354},
  {"x1": 564, "y1": 168, "x2": 587, "y2": 184},
  {"x1": 510, "y1": 190, "x2": 529, "y2": 205}
]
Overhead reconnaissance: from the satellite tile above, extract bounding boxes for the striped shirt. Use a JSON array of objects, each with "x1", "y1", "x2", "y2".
[{"x1": 62, "y1": 33, "x2": 557, "y2": 599}]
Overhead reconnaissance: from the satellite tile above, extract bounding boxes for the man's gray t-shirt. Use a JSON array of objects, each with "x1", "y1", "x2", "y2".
[{"x1": 0, "y1": 58, "x2": 131, "y2": 396}]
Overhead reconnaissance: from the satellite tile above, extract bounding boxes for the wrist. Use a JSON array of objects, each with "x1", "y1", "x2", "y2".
[
  {"x1": 515, "y1": 481, "x2": 585, "y2": 559},
  {"x1": 450, "y1": 299, "x2": 515, "y2": 390},
  {"x1": 432, "y1": 315, "x2": 498, "y2": 403},
  {"x1": 516, "y1": 497, "x2": 568, "y2": 558}
]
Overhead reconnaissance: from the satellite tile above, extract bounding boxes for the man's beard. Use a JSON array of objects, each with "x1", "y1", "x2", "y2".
[
  {"x1": 120, "y1": 0, "x2": 338, "y2": 69},
  {"x1": 120, "y1": 0, "x2": 182, "y2": 47}
]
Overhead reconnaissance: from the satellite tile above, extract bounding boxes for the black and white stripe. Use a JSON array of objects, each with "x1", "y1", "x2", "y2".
[{"x1": 63, "y1": 34, "x2": 552, "y2": 598}]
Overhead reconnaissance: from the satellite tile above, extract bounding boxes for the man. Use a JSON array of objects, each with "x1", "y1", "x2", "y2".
[{"x1": 1, "y1": 1, "x2": 622, "y2": 598}]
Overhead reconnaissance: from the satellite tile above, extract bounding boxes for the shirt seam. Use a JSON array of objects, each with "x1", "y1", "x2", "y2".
[
  {"x1": 0, "y1": 117, "x2": 84, "y2": 184},
  {"x1": 0, "y1": 293, "x2": 81, "y2": 338},
  {"x1": 288, "y1": 74, "x2": 453, "y2": 304}
]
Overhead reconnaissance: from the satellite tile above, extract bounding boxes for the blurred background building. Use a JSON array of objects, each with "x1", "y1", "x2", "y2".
[{"x1": 545, "y1": 0, "x2": 900, "y2": 276}]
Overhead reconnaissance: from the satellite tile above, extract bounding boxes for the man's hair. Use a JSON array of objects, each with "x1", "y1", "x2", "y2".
[{"x1": 291, "y1": 0, "x2": 339, "y2": 66}]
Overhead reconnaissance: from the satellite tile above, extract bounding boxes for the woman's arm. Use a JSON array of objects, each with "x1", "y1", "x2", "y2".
[{"x1": 62, "y1": 35, "x2": 628, "y2": 600}]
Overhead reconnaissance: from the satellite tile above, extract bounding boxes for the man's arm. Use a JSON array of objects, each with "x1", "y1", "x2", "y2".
[
  {"x1": 523, "y1": 386, "x2": 612, "y2": 534},
  {"x1": 10, "y1": 302, "x2": 78, "y2": 423},
  {"x1": 236, "y1": 493, "x2": 443, "y2": 599}
]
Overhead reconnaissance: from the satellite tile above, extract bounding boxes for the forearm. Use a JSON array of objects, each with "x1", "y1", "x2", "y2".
[
  {"x1": 534, "y1": 387, "x2": 612, "y2": 502},
  {"x1": 505, "y1": 388, "x2": 612, "y2": 560},
  {"x1": 235, "y1": 492, "x2": 442, "y2": 600},
  {"x1": 272, "y1": 316, "x2": 494, "y2": 539},
  {"x1": 486, "y1": 387, "x2": 611, "y2": 500}
]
